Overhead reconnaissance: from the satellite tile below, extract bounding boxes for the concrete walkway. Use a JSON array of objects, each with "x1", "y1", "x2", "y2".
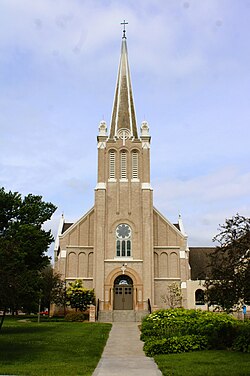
[{"x1": 92, "y1": 322, "x2": 162, "y2": 376}]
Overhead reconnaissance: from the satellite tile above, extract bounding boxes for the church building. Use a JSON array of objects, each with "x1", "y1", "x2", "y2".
[{"x1": 54, "y1": 31, "x2": 211, "y2": 320}]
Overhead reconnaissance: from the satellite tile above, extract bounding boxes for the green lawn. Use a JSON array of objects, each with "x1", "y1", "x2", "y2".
[
  {"x1": 0, "y1": 317, "x2": 111, "y2": 376},
  {"x1": 154, "y1": 350, "x2": 250, "y2": 376}
]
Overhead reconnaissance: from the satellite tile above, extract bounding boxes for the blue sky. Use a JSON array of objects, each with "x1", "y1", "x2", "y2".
[{"x1": 1, "y1": 0, "x2": 250, "y2": 258}]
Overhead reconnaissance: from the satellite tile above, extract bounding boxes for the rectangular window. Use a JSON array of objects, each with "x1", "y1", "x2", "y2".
[
  {"x1": 120, "y1": 152, "x2": 127, "y2": 179},
  {"x1": 122, "y1": 240, "x2": 126, "y2": 256},
  {"x1": 109, "y1": 151, "x2": 116, "y2": 179},
  {"x1": 132, "y1": 152, "x2": 138, "y2": 179},
  {"x1": 116, "y1": 240, "x2": 120, "y2": 256},
  {"x1": 127, "y1": 240, "x2": 131, "y2": 257}
]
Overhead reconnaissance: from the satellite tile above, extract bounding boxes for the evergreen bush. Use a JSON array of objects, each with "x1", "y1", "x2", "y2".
[
  {"x1": 232, "y1": 321, "x2": 250, "y2": 353},
  {"x1": 143, "y1": 334, "x2": 208, "y2": 356},
  {"x1": 64, "y1": 311, "x2": 88, "y2": 322},
  {"x1": 141, "y1": 308, "x2": 240, "y2": 354}
]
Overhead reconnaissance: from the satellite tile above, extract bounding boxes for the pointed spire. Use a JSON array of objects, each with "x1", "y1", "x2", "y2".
[
  {"x1": 109, "y1": 35, "x2": 138, "y2": 139},
  {"x1": 54, "y1": 214, "x2": 65, "y2": 252},
  {"x1": 178, "y1": 213, "x2": 187, "y2": 237}
]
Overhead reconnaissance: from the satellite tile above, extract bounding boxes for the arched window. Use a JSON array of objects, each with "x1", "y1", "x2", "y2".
[
  {"x1": 88, "y1": 252, "x2": 93, "y2": 277},
  {"x1": 132, "y1": 151, "x2": 139, "y2": 179},
  {"x1": 116, "y1": 223, "x2": 132, "y2": 257},
  {"x1": 120, "y1": 151, "x2": 127, "y2": 180},
  {"x1": 169, "y1": 252, "x2": 179, "y2": 277},
  {"x1": 195, "y1": 289, "x2": 205, "y2": 305},
  {"x1": 67, "y1": 252, "x2": 77, "y2": 277},
  {"x1": 109, "y1": 150, "x2": 116, "y2": 179},
  {"x1": 78, "y1": 252, "x2": 86, "y2": 277},
  {"x1": 159, "y1": 252, "x2": 168, "y2": 277},
  {"x1": 154, "y1": 252, "x2": 159, "y2": 277}
]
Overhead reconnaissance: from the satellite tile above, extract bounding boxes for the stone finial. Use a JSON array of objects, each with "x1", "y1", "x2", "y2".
[
  {"x1": 140, "y1": 121, "x2": 150, "y2": 136},
  {"x1": 178, "y1": 213, "x2": 188, "y2": 238},
  {"x1": 98, "y1": 120, "x2": 107, "y2": 136}
]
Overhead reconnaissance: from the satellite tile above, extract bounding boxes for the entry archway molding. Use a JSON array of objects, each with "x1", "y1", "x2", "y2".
[
  {"x1": 104, "y1": 266, "x2": 143, "y2": 310},
  {"x1": 105, "y1": 266, "x2": 143, "y2": 287}
]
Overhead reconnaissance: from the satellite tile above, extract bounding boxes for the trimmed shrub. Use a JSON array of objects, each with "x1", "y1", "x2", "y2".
[
  {"x1": 141, "y1": 309, "x2": 189, "y2": 341},
  {"x1": 192, "y1": 312, "x2": 238, "y2": 349},
  {"x1": 232, "y1": 321, "x2": 250, "y2": 353},
  {"x1": 144, "y1": 334, "x2": 208, "y2": 356},
  {"x1": 64, "y1": 311, "x2": 88, "y2": 322},
  {"x1": 141, "y1": 308, "x2": 239, "y2": 352}
]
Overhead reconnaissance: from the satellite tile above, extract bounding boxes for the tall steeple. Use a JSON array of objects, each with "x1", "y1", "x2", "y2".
[{"x1": 109, "y1": 30, "x2": 138, "y2": 139}]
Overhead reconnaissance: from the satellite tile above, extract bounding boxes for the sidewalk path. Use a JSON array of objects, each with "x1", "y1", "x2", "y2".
[{"x1": 92, "y1": 322, "x2": 162, "y2": 376}]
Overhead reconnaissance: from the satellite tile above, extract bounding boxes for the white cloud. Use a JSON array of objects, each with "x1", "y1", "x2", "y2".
[
  {"x1": 154, "y1": 167, "x2": 250, "y2": 203},
  {"x1": 0, "y1": 0, "x2": 237, "y2": 79},
  {"x1": 153, "y1": 166, "x2": 250, "y2": 245},
  {"x1": 1, "y1": 0, "x2": 250, "y2": 251}
]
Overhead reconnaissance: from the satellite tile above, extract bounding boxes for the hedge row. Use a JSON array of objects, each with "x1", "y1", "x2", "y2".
[
  {"x1": 232, "y1": 320, "x2": 250, "y2": 353},
  {"x1": 144, "y1": 334, "x2": 208, "y2": 356},
  {"x1": 141, "y1": 308, "x2": 250, "y2": 355},
  {"x1": 64, "y1": 312, "x2": 89, "y2": 321}
]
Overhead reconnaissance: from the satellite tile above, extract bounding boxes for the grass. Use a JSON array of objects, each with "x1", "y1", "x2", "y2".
[
  {"x1": 0, "y1": 316, "x2": 111, "y2": 376},
  {"x1": 154, "y1": 350, "x2": 250, "y2": 376}
]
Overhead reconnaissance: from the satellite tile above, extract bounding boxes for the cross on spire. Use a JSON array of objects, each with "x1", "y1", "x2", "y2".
[{"x1": 121, "y1": 20, "x2": 128, "y2": 39}]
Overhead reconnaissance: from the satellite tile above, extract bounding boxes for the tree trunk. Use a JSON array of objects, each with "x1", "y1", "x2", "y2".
[
  {"x1": 48, "y1": 300, "x2": 51, "y2": 317},
  {"x1": 0, "y1": 308, "x2": 6, "y2": 331}
]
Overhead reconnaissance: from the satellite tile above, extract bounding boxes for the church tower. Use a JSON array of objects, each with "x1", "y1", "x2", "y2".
[
  {"x1": 94, "y1": 33, "x2": 154, "y2": 315},
  {"x1": 54, "y1": 29, "x2": 192, "y2": 320}
]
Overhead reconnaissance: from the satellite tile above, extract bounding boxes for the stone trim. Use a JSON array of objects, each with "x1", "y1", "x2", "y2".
[
  {"x1": 105, "y1": 266, "x2": 143, "y2": 286},
  {"x1": 65, "y1": 277, "x2": 93, "y2": 280},
  {"x1": 154, "y1": 246, "x2": 180, "y2": 249},
  {"x1": 141, "y1": 183, "x2": 153, "y2": 190},
  {"x1": 131, "y1": 178, "x2": 140, "y2": 182},
  {"x1": 95, "y1": 182, "x2": 106, "y2": 190},
  {"x1": 154, "y1": 277, "x2": 181, "y2": 281},
  {"x1": 105, "y1": 259, "x2": 143, "y2": 262},
  {"x1": 67, "y1": 245, "x2": 94, "y2": 249},
  {"x1": 180, "y1": 250, "x2": 186, "y2": 259},
  {"x1": 119, "y1": 178, "x2": 128, "y2": 182}
]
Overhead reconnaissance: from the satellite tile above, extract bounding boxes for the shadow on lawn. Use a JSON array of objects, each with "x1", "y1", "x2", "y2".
[
  {"x1": 0, "y1": 324, "x2": 57, "y2": 362},
  {"x1": 0, "y1": 324, "x2": 56, "y2": 335},
  {"x1": 0, "y1": 341, "x2": 43, "y2": 362}
]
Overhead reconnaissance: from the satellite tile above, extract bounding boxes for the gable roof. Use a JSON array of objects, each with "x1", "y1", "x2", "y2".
[
  {"x1": 59, "y1": 207, "x2": 94, "y2": 238},
  {"x1": 62, "y1": 222, "x2": 73, "y2": 233},
  {"x1": 153, "y1": 207, "x2": 187, "y2": 239}
]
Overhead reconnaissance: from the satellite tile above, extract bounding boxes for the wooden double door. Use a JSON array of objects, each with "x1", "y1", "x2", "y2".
[{"x1": 113, "y1": 275, "x2": 133, "y2": 310}]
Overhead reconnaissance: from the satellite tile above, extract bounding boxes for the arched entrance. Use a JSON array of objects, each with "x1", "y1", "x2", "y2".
[{"x1": 113, "y1": 275, "x2": 133, "y2": 310}]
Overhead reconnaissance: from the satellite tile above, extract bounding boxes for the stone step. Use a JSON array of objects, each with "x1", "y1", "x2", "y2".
[
  {"x1": 113, "y1": 310, "x2": 136, "y2": 322},
  {"x1": 98, "y1": 310, "x2": 149, "y2": 322},
  {"x1": 98, "y1": 311, "x2": 113, "y2": 323}
]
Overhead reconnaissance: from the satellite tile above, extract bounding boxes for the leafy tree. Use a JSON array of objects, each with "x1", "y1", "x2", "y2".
[
  {"x1": 40, "y1": 265, "x2": 64, "y2": 316},
  {"x1": 205, "y1": 214, "x2": 250, "y2": 312},
  {"x1": 0, "y1": 187, "x2": 56, "y2": 329},
  {"x1": 66, "y1": 280, "x2": 95, "y2": 312},
  {"x1": 161, "y1": 282, "x2": 182, "y2": 308},
  {"x1": 50, "y1": 278, "x2": 68, "y2": 315}
]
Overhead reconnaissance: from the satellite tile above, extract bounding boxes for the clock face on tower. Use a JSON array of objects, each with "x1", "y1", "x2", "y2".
[{"x1": 116, "y1": 224, "x2": 131, "y2": 239}]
